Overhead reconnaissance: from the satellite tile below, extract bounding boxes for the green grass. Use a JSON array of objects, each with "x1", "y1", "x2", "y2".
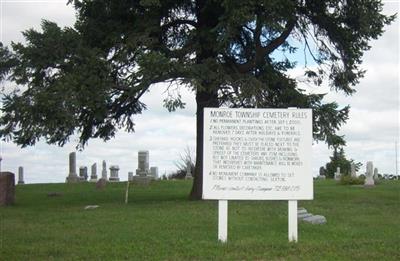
[{"x1": 1, "y1": 179, "x2": 399, "y2": 260}]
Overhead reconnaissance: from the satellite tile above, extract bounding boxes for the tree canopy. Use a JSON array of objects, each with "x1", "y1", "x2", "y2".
[{"x1": 0, "y1": 0, "x2": 394, "y2": 198}]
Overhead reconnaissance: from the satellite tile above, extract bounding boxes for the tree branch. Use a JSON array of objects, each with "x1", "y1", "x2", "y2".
[
  {"x1": 161, "y1": 19, "x2": 197, "y2": 32},
  {"x1": 234, "y1": 18, "x2": 297, "y2": 74}
]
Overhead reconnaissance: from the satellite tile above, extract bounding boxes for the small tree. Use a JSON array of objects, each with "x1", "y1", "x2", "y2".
[
  {"x1": 325, "y1": 147, "x2": 361, "y2": 178},
  {"x1": 174, "y1": 146, "x2": 195, "y2": 174},
  {"x1": 170, "y1": 146, "x2": 195, "y2": 179}
]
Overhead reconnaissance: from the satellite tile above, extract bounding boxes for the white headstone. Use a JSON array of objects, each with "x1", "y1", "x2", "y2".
[
  {"x1": 334, "y1": 167, "x2": 341, "y2": 181},
  {"x1": 101, "y1": 160, "x2": 107, "y2": 180},
  {"x1": 128, "y1": 172, "x2": 134, "y2": 181},
  {"x1": 350, "y1": 163, "x2": 357, "y2": 178},
  {"x1": 150, "y1": 167, "x2": 158, "y2": 178},
  {"x1": 18, "y1": 166, "x2": 24, "y2": 184},
  {"x1": 373, "y1": 167, "x2": 379, "y2": 180},
  {"x1": 136, "y1": 151, "x2": 149, "y2": 176},
  {"x1": 365, "y1": 161, "x2": 375, "y2": 186},
  {"x1": 109, "y1": 165, "x2": 120, "y2": 182},
  {"x1": 132, "y1": 151, "x2": 156, "y2": 184}
]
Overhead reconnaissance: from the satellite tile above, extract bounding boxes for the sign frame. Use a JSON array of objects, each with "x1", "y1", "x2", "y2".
[
  {"x1": 202, "y1": 107, "x2": 313, "y2": 243},
  {"x1": 202, "y1": 107, "x2": 313, "y2": 201}
]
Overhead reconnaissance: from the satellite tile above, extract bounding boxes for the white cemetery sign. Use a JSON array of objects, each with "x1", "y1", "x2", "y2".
[{"x1": 203, "y1": 108, "x2": 313, "y2": 242}]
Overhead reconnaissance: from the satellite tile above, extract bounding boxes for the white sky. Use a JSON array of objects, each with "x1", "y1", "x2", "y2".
[{"x1": 0, "y1": 1, "x2": 399, "y2": 183}]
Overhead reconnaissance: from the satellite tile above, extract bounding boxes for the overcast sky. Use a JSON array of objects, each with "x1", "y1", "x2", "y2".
[{"x1": 0, "y1": 1, "x2": 399, "y2": 183}]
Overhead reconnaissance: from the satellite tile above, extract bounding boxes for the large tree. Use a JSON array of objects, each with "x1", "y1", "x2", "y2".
[{"x1": 0, "y1": 0, "x2": 394, "y2": 199}]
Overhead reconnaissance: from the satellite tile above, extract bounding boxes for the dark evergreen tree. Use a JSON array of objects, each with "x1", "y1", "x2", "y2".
[
  {"x1": 0, "y1": 0, "x2": 394, "y2": 198},
  {"x1": 325, "y1": 147, "x2": 347, "y2": 178}
]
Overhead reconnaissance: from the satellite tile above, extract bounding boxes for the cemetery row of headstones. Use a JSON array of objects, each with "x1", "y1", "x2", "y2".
[
  {"x1": 66, "y1": 150, "x2": 160, "y2": 183},
  {"x1": 0, "y1": 148, "x2": 193, "y2": 188},
  {"x1": 317, "y1": 161, "x2": 399, "y2": 185}
]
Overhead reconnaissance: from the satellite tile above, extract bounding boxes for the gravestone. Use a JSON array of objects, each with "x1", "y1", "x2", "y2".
[
  {"x1": 350, "y1": 163, "x2": 357, "y2": 178},
  {"x1": 101, "y1": 160, "x2": 107, "y2": 180},
  {"x1": 0, "y1": 172, "x2": 15, "y2": 206},
  {"x1": 89, "y1": 163, "x2": 98, "y2": 182},
  {"x1": 298, "y1": 209, "x2": 313, "y2": 219},
  {"x1": 79, "y1": 166, "x2": 88, "y2": 181},
  {"x1": 96, "y1": 178, "x2": 107, "y2": 190},
  {"x1": 185, "y1": 163, "x2": 193, "y2": 179},
  {"x1": 302, "y1": 215, "x2": 327, "y2": 224},
  {"x1": 334, "y1": 167, "x2": 341, "y2": 181},
  {"x1": 128, "y1": 172, "x2": 134, "y2": 181},
  {"x1": 109, "y1": 165, "x2": 120, "y2": 182},
  {"x1": 66, "y1": 152, "x2": 80, "y2": 183},
  {"x1": 297, "y1": 208, "x2": 326, "y2": 224},
  {"x1": 132, "y1": 151, "x2": 155, "y2": 185},
  {"x1": 373, "y1": 168, "x2": 379, "y2": 180},
  {"x1": 150, "y1": 167, "x2": 158, "y2": 179},
  {"x1": 136, "y1": 151, "x2": 149, "y2": 176},
  {"x1": 364, "y1": 161, "x2": 375, "y2": 186},
  {"x1": 18, "y1": 166, "x2": 25, "y2": 185}
]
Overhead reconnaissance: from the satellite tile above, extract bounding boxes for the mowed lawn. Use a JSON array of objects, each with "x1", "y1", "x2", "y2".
[{"x1": 0, "y1": 179, "x2": 399, "y2": 260}]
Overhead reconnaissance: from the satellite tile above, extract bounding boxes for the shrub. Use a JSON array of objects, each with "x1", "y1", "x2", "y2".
[{"x1": 339, "y1": 175, "x2": 365, "y2": 185}]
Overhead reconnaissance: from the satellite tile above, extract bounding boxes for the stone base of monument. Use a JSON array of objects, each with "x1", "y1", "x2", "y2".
[
  {"x1": 317, "y1": 175, "x2": 326, "y2": 180},
  {"x1": 131, "y1": 176, "x2": 154, "y2": 185},
  {"x1": 17, "y1": 181, "x2": 25, "y2": 185},
  {"x1": 364, "y1": 178, "x2": 375, "y2": 187},
  {"x1": 185, "y1": 176, "x2": 193, "y2": 180},
  {"x1": 96, "y1": 178, "x2": 107, "y2": 190},
  {"x1": 66, "y1": 175, "x2": 80, "y2": 183},
  {"x1": 108, "y1": 177, "x2": 120, "y2": 182},
  {"x1": 89, "y1": 178, "x2": 98, "y2": 183}
]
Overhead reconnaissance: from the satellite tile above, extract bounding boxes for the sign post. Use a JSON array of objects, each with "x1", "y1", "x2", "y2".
[
  {"x1": 202, "y1": 108, "x2": 313, "y2": 242},
  {"x1": 218, "y1": 200, "x2": 228, "y2": 242},
  {"x1": 288, "y1": 200, "x2": 298, "y2": 242}
]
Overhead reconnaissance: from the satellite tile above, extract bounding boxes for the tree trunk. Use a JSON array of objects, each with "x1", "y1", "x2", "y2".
[
  {"x1": 189, "y1": 0, "x2": 220, "y2": 200},
  {"x1": 189, "y1": 89, "x2": 218, "y2": 200}
]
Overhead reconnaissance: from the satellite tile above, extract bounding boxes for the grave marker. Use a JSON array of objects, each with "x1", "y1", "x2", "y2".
[
  {"x1": 0, "y1": 172, "x2": 15, "y2": 206},
  {"x1": 101, "y1": 160, "x2": 108, "y2": 180},
  {"x1": 365, "y1": 161, "x2": 375, "y2": 186},
  {"x1": 109, "y1": 165, "x2": 120, "y2": 182},
  {"x1": 90, "y1": 163, "x2": 98, "y2": 182},
  {"x1": 351, "y1": 163, "x2": 357, "y2": 178},
  {"x1": 334, "y1": 167, "x2": 341, "y2": 181},
  {"x1": 18, "y1": 166, "x2": 24, "y2": 185},
  {"x1": 79, "y1": 166, "x2": 88, "y2": 181},
  {"x1": 66, "y1": 152, "x2": 79, "y2": 183}
]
